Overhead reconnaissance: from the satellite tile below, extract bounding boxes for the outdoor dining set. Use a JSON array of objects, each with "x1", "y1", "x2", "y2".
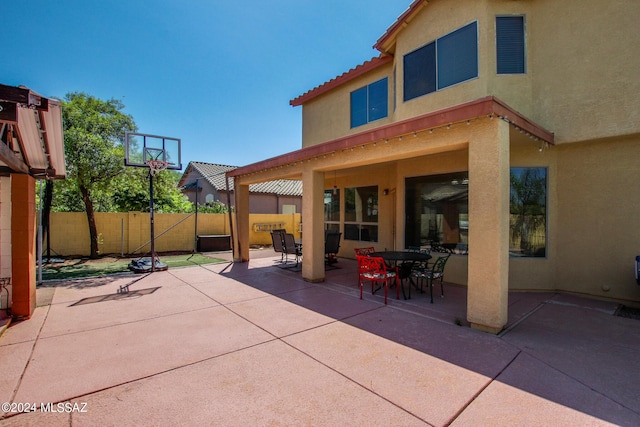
[
  {"x1": 270, "y1": 230, "x2": 450, "y2": 305},
  {"x1": 354, "y1": 247, "x2": 450, "y2": 305}
]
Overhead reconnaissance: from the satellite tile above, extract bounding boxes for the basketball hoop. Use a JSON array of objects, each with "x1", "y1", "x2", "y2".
[{"x1": 147, "y1": 159, "x2": 168, "y2": 176}]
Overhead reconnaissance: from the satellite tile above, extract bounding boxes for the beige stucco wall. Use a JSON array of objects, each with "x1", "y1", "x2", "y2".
[
  {"x1": 555, "y1": 136, "x2": 640, "y2": 302},
  {"x1": 529, "y1": 0, "x2": 640, "y2": 144}
]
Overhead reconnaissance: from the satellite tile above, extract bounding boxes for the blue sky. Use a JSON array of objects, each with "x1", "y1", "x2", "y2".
[{"x1": 4, "y1": 1, "x2": 410, "y2": 170}]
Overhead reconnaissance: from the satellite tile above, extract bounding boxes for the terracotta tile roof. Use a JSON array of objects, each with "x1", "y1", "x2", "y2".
[
  {"x1": 181, "y1": 161, "x2": 302, "y2": 197},
  {"x1": 374, "y1": 0, "x2": 428, "y2": 53},
  {"x1": 289, "y1": 55, "x2": 393, "y2": 106}
]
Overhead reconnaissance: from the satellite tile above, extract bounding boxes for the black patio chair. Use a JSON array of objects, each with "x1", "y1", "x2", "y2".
[
  {"x1": 411, "y1": 254, "x2": 450, "y2": 303},
  {"x1": 396, "y1": 260, "x2": 416, "y2": 299},
  {"x1": 270, "y1": 230, "x2": 285, "y2": 263},
  {"x1": 282, "y1": 233, "x2": 302, "y2": 269},
  {"x1": 324, "y1": 232, "x2": 342, "y2": 267}
]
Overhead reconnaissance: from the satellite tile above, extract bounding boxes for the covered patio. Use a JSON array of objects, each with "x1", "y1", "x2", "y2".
[{"x1": 227, "y1": 96, "x2": 554, "y2": 334}]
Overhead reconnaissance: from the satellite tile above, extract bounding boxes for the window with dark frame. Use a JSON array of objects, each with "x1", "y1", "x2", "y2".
[
  {"x1": 404, "y1": 168, "x2": 547, "y2": 257},
  {"x1": 496, "y1": 16, "x2": 526, "y2": 74},
  {"x1": 344, "y1": 186, "x2": 378, "y2": 242},
  {"x1": 403, "y1": 21, "x2": 478, "y2": 102},
  {"x1": 437, "y1": 21, "x2": 479, "y2": 89},
  {"x1": 404, "y1": 41, "x2": 436, "y2": 101},
  {"x1": 350, "y1": 78, "x2": 388, "y2": 128},
  {"x1": 405, "y1": 173, "x2": 469, "y2": 253},
  {"x1": 324, "y1": 189, "x2": 340, "y2": 233},
  {"x1": 510, "y1": 168, "x2": 546, "y2": 257}
]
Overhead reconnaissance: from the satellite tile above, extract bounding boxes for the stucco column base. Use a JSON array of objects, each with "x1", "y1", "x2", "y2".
[{"x1": 470, "y1": 322, "x2": 503, "y2": 335}]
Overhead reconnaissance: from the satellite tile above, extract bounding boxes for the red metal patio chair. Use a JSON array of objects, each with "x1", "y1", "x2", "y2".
[{"x1": 357, "y1": 255, "x2": 398, "y2": 305}]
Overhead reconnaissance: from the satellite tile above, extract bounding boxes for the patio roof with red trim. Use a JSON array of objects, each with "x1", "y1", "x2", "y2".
[{"x1": 229, "y1": 96, "x2": 554, "y2": 179}]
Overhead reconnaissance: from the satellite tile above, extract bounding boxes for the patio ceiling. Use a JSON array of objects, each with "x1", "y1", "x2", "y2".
[
  {"x1": 227, "y1": 96, "x2": 554, "y2": 181},
  {"x1": 0, "y1": 84, "x2": 66, "y2": 179}
]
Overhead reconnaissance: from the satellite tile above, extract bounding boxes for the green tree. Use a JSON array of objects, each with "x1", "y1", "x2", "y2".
[
  {"x1": 61, "y1": 93, "x2": 137, "y2": 258},
  {"x1": 111, "y1": 169, "x2": 192, "y2": 213}
]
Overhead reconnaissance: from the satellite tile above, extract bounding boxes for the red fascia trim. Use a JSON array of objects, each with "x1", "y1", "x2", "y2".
[
  {"x1": 374, "y1": 0, "x2": 427, "y2": 52},
  {"x1": 290, "y1": 55, "x2": 393, "y2": 106},
  {"x1": 229, "y1": 96, "x2": 554, "y2": 178},
  {"x1": 491, "y1": 97, "x2": 555, "y2": 143}
]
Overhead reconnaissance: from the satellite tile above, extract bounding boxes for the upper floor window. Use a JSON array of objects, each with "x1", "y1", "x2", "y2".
[
  {"x1": 496, "y1": 16, "x2": 526, "y2": 74},
  {"x1": 350, "y1": 78, "x2": 388, "y2": 128},
  {"x1": 404, "y1": 21, "x2": 478, "y2": 102}
]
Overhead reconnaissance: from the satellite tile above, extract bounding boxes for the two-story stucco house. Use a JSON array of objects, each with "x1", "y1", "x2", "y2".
[{"x1": 227, "y1": 0, "x2": 640, "y2": 333}]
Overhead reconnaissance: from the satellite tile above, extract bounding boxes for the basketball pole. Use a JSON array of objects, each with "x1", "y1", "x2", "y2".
[
  {"x1": 149, "y1": 169, "x2": 156, "y2": 273},
  {"x1": 125, "y1": 132, "x2": 182, "y2": 273}
]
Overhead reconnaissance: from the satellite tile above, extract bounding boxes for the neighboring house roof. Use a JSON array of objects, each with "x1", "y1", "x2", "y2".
[
  {"x1": 180, "y1": 161, "x2": 302, "y2": 197},
  {"x1": 0, "y1": 84, "x2": 66, "y2": 178}
]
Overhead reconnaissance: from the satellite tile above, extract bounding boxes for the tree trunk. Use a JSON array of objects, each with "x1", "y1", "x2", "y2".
[{"x1": 79, "y1": 184, "x2": 100, "y2": 258}]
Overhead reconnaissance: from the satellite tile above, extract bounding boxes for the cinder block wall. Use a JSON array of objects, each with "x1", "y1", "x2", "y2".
[{"x1": 45, "y1": 212, "x2": 301, "y2": 257}]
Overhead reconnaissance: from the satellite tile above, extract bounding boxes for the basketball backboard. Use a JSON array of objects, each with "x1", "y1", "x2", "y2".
[{"x1": 124, "y1": 132, "x2": 182, "y2": 170}]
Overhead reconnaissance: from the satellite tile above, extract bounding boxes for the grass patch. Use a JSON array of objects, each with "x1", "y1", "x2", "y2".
[{"x1": 40, "y1": 253, "x2": 226, "y2": 281}]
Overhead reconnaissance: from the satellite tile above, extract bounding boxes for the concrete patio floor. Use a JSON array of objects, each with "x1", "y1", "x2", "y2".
[{"x1": 1, "y1": 249, "x2": 639, "y2": 426}]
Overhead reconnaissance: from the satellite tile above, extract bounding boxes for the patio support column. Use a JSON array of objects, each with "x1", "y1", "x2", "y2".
[
  {"x1": 233, "y1": 182, "x2": 250, "y2": 262},
  {"x1": 301, "y1": 169, "x2": 325, "y2": 282},
  {"x1": 11, "y1": 174, "x2": 36, "y2": 318},
  {"x1": 467, "y1": 119, "x2": 510, "y2": 334}
]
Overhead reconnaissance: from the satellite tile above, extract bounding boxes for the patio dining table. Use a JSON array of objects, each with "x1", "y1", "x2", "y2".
[{"x1": 370, "y1": 251, "x2": 431, "y2": 300}]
